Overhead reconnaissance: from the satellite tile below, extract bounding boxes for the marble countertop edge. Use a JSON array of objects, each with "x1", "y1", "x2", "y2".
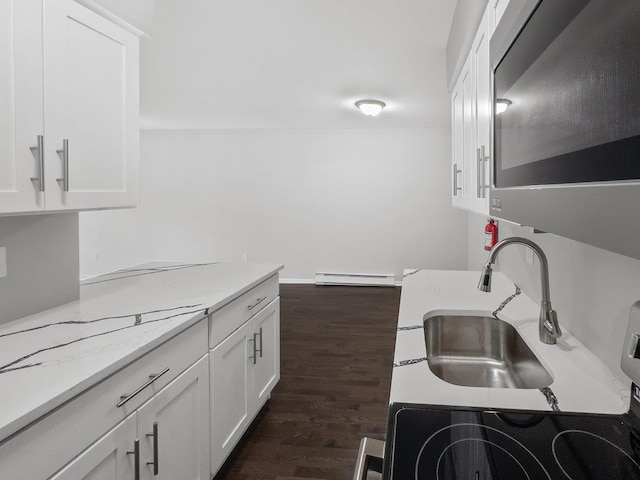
[{"x1": 0, "y1": 261, "x2": 284, "y2": 441}]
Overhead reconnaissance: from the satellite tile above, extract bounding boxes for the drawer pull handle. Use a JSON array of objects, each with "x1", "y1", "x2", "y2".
[
  {"x1": 29, "y1": 135, "x2": 45, "y2": 192},
  {"x1": 146, "y1": 421, "x2": 159, "y2": 475},
  {"x1": 117, "y1": 368, "x2": 170, "y2": 407},
  {"x1": 126, "y1": 438, "x2": 140, "y2": 480},
  {"x1": 247, "y1": 296, "x2": 267, "y2": 311}
]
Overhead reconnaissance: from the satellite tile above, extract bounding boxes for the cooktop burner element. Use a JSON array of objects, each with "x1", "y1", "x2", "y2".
[
  {"x1": 552, "y1": 430, "x2": 640, "y2": 479},
  {"x1": 415, "y1": 423, "x2": 551, "y2": 480},
  {"x1": 384, "y1": 404, "x2": 640, "y2": 480}
]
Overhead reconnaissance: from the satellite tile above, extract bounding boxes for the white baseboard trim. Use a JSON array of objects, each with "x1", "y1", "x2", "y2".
[
  {"x1": 315, "y1": 271, "x2": 396, "y2": 287},
  {"x1": 280, "y1": 277, "x2": 403, "y2": 286},
  {"x1": 279, "y1": 278, "x2": 315, "y2": 284}
]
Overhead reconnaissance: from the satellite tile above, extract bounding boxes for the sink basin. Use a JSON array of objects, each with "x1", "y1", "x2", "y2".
[{"x1": 423, "y1": 313, "x2": 553, "y2": 389}]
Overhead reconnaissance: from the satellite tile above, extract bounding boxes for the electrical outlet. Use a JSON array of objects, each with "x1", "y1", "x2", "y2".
[
  {"x1": 242, "y1": 252, "x2": 248, "y2": 262},
  {"x1": 0, "y1": 247, "x2": 6, "y2": 278},
  {"x1": 525, "y1": 248, "x2": 535, "y2": 266}
]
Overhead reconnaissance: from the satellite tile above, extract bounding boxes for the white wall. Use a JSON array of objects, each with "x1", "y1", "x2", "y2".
[
  {"x1": 0, "y1": 214, "x2": 79, "y2": 324},
  {"x1": 80, "y1": 128, "x2": 468, "y2": 280},
  {"x1": 141, "y1": 0, "x2": 455, "y2": 130},
  {"x1": 468, "y1": 212, "x2": 640, "y2": 380}
]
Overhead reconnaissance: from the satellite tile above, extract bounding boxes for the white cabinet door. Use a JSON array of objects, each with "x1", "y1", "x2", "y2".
[
  {"x1": 0, "y1": 0, "x2": 44, "y2": 213},
  {"x1": 48, "y1": 415, "x2": 137, "y2": 480},
  {"x1": 136, "y1": 355, "x2": 210, "y2": 480},
  {"x1": 43, "y1": 0, "x2": 139, "y2": 211},
  {"x1": 451, "y1": 5, "x2": 493, "y2": 216},
  {"x1": 210, "y1": 297, "x2": 281, "y2": 476},
  {"x1": 210, "y1": 319, "x2": 253, "y2": 474},
  {"x1": 451, "y1": 55, "x2": 474, "y2": 210},
  {"x1": 451, "y1": 77, "x2": 465, "y2": 208},
  {"x1": 251, "y1": 298, "x2": 280, "y2": 409},
  {"x1": 490, "y1": 0, "x2": 511, "y2": 34},
  {"x1": 461, "y1": 53, "x2": 475, "y2": 207},
  {"x1": 470, "y1": 9, "x2": 491, "y2": 215}
]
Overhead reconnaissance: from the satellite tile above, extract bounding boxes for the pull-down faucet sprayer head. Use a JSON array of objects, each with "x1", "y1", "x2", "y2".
[{"x1": 478, "y1": 263, "x2": 493, "y2": 292}]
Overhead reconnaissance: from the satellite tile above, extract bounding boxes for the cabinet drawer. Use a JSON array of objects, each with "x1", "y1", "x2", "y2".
[
  {"x1": 209, "y1": 275, "x2": 279, "y2": 348},
  {"x1": 0, "y1": 318, "x2": 207, "y2": 480}
]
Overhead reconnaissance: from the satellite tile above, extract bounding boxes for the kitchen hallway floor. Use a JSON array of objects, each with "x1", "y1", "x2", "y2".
[{"x1": 214, "y1": 284, "x2": 401, "y2": 480}]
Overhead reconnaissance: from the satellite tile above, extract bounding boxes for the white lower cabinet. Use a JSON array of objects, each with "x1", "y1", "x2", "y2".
[
  {"x1": 49, "y1": 355, "x2": 210, "y2": 480},
  {"x1": 210, "y1": 297, "x2": 280, "y2": 476},
  {"x1": 137, "y1": 355, "x2": 210, "y2": 480},
  {"x1": 0, "y1": 274, "x2": 281, "y2": 480},
  {"x1": 253, "y1": 300, "x2": 280, "y2": 407},
  {"x1": 48, "y1": 415, "x2": 138, "y2": 480}
]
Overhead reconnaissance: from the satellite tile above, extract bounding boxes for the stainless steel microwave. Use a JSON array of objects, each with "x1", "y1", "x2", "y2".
[{"x1": 489, "y1": 0, "x2": 640, "y2": 260}]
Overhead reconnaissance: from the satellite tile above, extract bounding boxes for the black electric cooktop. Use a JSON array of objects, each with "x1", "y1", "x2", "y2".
[{"x1": 384, "y1": 403, "x2": 640, "y2": 480}]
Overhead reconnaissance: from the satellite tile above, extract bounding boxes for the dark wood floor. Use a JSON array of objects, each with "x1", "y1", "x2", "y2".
[{"x1": 215, "y1": 284, "x2": 401, "y2": 480}]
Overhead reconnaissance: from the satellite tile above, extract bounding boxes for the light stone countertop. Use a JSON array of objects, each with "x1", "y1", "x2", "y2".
[
  {"x1": 391, "y1": 269, "x2": 629, "y2": 414},
  {"x1": 0, "y1": 261, "x2": 283, "y2": 441}
]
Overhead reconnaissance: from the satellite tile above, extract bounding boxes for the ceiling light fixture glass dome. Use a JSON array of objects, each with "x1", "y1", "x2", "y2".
[
  {"x1": 495, "y1": 98, "x2": 512, "y2": 115},
  {"x1": 355, "y1": 99, "x2": 386, "y2": 117}
]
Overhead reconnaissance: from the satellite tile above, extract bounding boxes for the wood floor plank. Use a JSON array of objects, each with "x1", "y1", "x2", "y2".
[{"x1": 214, "y1": 284, "x2": 400, "y2": 480}]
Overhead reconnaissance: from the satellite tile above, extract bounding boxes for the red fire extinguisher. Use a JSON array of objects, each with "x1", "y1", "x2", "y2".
[{"x1": 484, "y1": 218, "x2": 498, "y2": 251}]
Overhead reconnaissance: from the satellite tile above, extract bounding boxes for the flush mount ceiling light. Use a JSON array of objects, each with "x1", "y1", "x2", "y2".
[
  {"x1": 355, "y1": 99, "x2": 386, "y2": 117},
  {"x1": 495, "y1": 98, "x2": 512, "y2": 115}
]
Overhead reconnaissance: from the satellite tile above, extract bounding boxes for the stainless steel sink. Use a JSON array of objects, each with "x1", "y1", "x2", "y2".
[{"x1": 423, "y1": 313, "x2": 553, "y2": 389}]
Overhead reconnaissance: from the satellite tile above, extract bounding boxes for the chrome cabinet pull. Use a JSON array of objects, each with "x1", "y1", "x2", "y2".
[
  {"x1": 56, "y1": 139, "x2": 69, "y2": 192},
  {"x1": 480, "y1": 144, "x2": 489, "y2": 198},
  {"x1": 257, "y1": 327, "x2": 263, "y2": 358},
  {"x1": 476, "y1": 147, "x2": 482, "y2": 198},
  {"x1": 127, "y1": 438, "x2": 140, "y2": 480},
  {"x1": 247, "y1": 296, "x2": 267, "y2": 311},
  {"x1": 146, "y1": 422, "x2": 159, "y2": 475},
  {"x1": 249, "y1": 337, "x2": 257, "y2": 365},
  {"x1": 29, "y1": 135, "x2": 44, "y2": 192},
  {"x1": 452, "y1": 163, "x2": 462, "y2": 196},
  {"x1": 117, "y1": 368, "x2": 170, "y2": 407},
  {"x1": 249, "y1": 328, "x2": 263, "y2": 364}
]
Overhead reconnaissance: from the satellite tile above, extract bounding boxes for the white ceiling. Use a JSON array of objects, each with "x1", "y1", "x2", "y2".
[{"x1": 140, "y1": 0, "x2": 457, "y2": 129}]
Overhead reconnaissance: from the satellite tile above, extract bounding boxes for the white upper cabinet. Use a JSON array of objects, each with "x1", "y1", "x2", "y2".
[
  {"x1": 0, "y1": 0, "x2": 45, "y2": 212},
  {"x1": 0, "y1": 0, "x2": 140, "y2": 215},
  {"x1": 450, "y1": 4, "x2": 493, "y2": 216},
  {"x1": 44, "y1": 0, "x2": 139, "y2": 211},
  {"x1": 490, "y1": 0, "x2": 511, "y2": 34},
  {"x1": 471, "y1": 9, "x2": 491, "y2": 214}
]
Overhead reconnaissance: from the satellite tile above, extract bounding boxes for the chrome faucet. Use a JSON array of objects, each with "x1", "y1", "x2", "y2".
[{"x1": 477, "y1": 237, "x2": 562, "y2": 345}]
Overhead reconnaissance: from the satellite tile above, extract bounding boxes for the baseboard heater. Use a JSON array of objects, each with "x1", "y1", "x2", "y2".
[{"x1": 315, "y1": 272, "x2": 396, "y2": 287}]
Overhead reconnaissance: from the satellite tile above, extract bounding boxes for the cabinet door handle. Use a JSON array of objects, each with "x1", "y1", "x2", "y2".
[
  {"x1": 476, "y1": 147, "x2": 482, "y2": 198},
  {"x1": 247, "y1": 296, "x2": 267, "y2": 311},
  {"x1": 117, "y1": 368, "x2": 170, "y2": 407},
  {"x1": 256, "y1": 327, "x2": 263, "y2": 358},
  {"x1": 249, "y1": 337, "x2": 257, "y2": 365},
  {"x1": 56, "y1": 139, "x2": 69, "y2": 192},
  {"x1": 480, "y1": 144, "x2": 489, "y2": 199},
  {"x1": 29, "y1": 135, "x2": 45, "y2": 192},
  {"x1": 146, "y1": 421, "x2": 159, "y2": 475},
  {"x1": 127, "y1": 438, "x2": 140, "y2": 480},
  {"x1": 452, "y1": 163, "x2": 462, "y2": 196}
]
